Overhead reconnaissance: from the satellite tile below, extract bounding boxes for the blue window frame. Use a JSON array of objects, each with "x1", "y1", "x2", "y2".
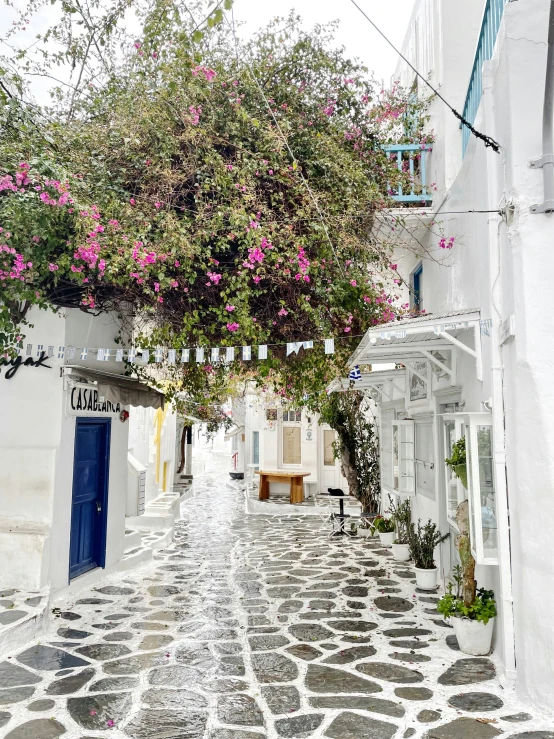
[{"x1": 412, "y1": 264, "x2": 423, "y2": 311}]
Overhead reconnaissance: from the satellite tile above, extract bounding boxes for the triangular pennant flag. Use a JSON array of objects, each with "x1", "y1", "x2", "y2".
[
  {"x1": 324, "y1": 339, "x2": 335, "y2": 355},
  {"x1": 286, "y1": 342, "x2": 302, "y2": 356},
  {"x1": 302, "y1": 341, "x2": 313, "y2": 350},
  {"x1": 258, "y1": 345, "x2": 267, "y2": 360}
]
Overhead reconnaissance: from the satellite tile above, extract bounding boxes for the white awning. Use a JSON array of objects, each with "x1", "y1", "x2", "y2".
[
  {"x1": 348, "y1": 309, "x2": 484, "y2": 382},
  {"x1": 328, "y1": 368, "x2": 406, "y2": 401},
  {"x1": 224, "y1": 425, "x2": 245, "y2": 441},
  {"x1": 63, "y1": 366, "x2": 164, "y2": 409}
]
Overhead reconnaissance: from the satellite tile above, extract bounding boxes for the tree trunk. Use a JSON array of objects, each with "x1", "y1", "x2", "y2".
[
  {"x1": 455, "y1": 500, "x2": 476, "y2": 606},
  {"x1": 339, "y1": 443, "x2": 358, "y2": 499}
]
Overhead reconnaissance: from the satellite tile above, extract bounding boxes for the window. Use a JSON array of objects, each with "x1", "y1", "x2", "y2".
[
  {"x1": 412, "y1": 263, "x2": 423, "y2": 311},
  {"x1": 252, "y1": 431, "x2": 259, "y2": 465},
  {"x1": 323, "y1": 430, "x2": 336, "y2": 466},
  {"x1": 283, "y1": 410, "x2": 301, "y2": 423},
  {"x1": 380, "y1": 409, "x2": 396, "y2": 491},
  {"x1": 392, "y1": 420, "x2": 415, "y2": 495},
  {"x1": 443, "y1": 415, "x2": 467, "y2": 527},
  {"x1": 282, "y1": 427, "x2": 301, "y2": 465},
  {"x1": 415, "y1": 418, "x2": 435, "y2": 499}
]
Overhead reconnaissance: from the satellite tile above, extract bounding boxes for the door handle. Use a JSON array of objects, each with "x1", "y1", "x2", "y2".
[{"x1": 96, "y1": 501, "x2": 102, "y2": 513}]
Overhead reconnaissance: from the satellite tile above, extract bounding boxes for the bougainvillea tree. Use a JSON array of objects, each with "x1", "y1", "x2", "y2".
[{"x1": 0, "y1": 0, "x2": 430, "y2": 407}]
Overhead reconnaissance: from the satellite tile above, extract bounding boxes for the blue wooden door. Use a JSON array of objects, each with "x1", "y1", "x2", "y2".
[{"x1": 69, "y1": 418, "x2": 111, "y2": 580}]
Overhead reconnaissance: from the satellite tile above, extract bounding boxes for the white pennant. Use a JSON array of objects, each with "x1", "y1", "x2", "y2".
[
  {"x1": 242, "y1": 346, "x2": 251, "y2": 361},
  {"x1": 258, "y1": 345, "x2": 268, "y2": 360},
  {"x1": 324, "y1": 339, "x2": 335, "y2": 355},
  {"x1": 97, "y1": 348, "x2": 106, "y2": 361},
  {"x1": 286, "y1": 342, "x2": 302, "y2": 356},
  {"x1": 141, "y1": 349, "x2": 150, "y2": 364},
  {"x1": 167, "y1": 349, "x2": 176, "y2": 364},
  {"x1": 181, "y1": 349, "x2": 190, "y2": 363},
  {"x1": 211, "y1": 348, "x2": 220, "y2": 363},
  {"x1": 225, "y1": 347, "x2": 235, "y2": 362},
  {"x1": 155, "y1": 347, "x2": 163, "y2": 363},
  {"x1": 115, "y1": 349, "x2": 123, "y2": 362},
  {"x1": 26, "y1": 344, "x2": 32, "y2": 356},
  {"x1": 80, "y1": 348, "x2": 88, "y2": 360},
  {"x1": 196, "y1": 347, "x2": 204, "y2": 363},
  {"x1": 67, "y1": 346, "x2": 76, "y2": 360},
  {"x1": 57, "y1": 346, "x2": 65, "y2": 359}
]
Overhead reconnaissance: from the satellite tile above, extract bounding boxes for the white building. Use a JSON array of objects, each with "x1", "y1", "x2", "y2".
[
  {"x1": 0, "y1": 306, "x2": 187, "y2": 652},
  {"x1": 346, "y1": 0, "x2": 554, "y2": 708},
  {"x1": 243, "y1": 392, "x2": 348, "y2": 500}
]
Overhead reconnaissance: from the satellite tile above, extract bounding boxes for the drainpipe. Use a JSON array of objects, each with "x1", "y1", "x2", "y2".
[
  {"x1": 530, "y1": 0, "x2": 554, "y2": 214},
  {"x1": 482, "y1": 61, "x2": 516, "y2": 682}
]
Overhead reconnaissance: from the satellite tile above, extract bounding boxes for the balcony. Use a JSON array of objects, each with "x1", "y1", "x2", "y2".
[
  {"x1": 384, "y1": 144, "x2": 433, "y2": 204},
  {"x1": 462, "y1": 0, "x2": 509, "y2": 155}
]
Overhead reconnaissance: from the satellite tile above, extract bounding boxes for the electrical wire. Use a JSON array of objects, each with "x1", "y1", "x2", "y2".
[{"x1": 347, "y1": 0, "x2": 501, "y2": 154}]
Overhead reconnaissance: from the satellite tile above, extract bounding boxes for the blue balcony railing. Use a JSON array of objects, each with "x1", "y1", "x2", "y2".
[
  {"x1": 462, "y1": 0, "x2": 509, "y2": 155},
  {"x1": 384, "y1": 144, "x2": 433, "y2": 204}
]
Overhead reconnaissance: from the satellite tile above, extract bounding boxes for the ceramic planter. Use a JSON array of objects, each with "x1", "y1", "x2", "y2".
[
  {"x1": 453, "y1": 463, "x2": 468, "y2": 489},
  {"x1": 451, "y1": 616, "x2": 494, "y2": 656},
  {"x1": 378, "y1": 531, "x2": 395, "y2": 547},
  {"x1": 391, "y1": 543, "x2": 411, "y2": 561},
  {"x1": 414, "y1": 566, "x2": 438, "y2": 590},
  {"x1": 358, "y1": 528, "x2": 371, "y2": 539}
]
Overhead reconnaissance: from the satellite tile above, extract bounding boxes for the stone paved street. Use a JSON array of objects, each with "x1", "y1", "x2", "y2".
[{"x1": 1, "y1": 457, "x2": 553, "y2": 739}]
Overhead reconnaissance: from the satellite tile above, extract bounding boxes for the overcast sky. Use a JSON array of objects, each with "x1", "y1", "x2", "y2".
[
  {"x1": 231, "y1": 0, "x2": 416, "y2": 86},
  {"x1": 0, "y1": 0, "x2": 416, "y2": 103}
]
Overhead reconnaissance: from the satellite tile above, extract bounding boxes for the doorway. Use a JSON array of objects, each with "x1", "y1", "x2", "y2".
[{"x1": 69, "y1": 418, "x2": 111, "y2": 580}]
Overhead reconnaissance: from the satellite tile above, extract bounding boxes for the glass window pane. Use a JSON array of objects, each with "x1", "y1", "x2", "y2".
[
  {"x1": 252, "y1": 431, "x2": 259, "y2": 465},
  {"x1": 393, "y1": 424, "x2": 399, "y2": 491},
  {"x1": 478, "y1": 425, "x2": 497, "y2": 558},
  {"x1": 323, "y1": 430, "x2": 336, "y2": 466},
  {"x1": 415, "y1": 421, "x2": 435, "y2": 497},
  {"x1": 283, "y1": 427, "x2": 301, "y2": 465}
]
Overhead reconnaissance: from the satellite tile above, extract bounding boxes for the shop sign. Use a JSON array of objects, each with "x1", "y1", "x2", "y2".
[
  {"x1": 0, "y1": 351, "x2": 52, "y2": 380},
  {"x1": 68, "y1": 386, "x2": 121, "y2": 416}
]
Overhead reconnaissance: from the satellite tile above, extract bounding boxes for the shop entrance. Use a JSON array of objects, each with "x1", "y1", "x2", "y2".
[{"x1": 69, "y1": 418, "x2": 111, "y2": 579}]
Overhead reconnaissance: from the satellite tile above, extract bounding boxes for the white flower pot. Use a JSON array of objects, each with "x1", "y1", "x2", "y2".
[
  {"x1": 391, "y1": 543, "x2": 411, "y2": 561},
  {"x1": 378, "y1": 531, "x2": 395, "y2": 547},
  {"x1": 414, "y1": 567, "x2": 438, "y2": 590},
  {"x1": 358, "y1": 528, "x2": 371, "y2": 538},
  {"x1": 451, "y1": 616, "x2": 495, "y2": 656}
]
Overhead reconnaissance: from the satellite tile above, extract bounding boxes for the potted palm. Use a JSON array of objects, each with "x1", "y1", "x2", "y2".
[
  {"x1": 437, "y1": 501, "x2": 496, "y2": 655},
  {"x1": 408, "y1": 519, "x2": 449, "y2": 590},
  {"x1": 372, "y1": 515, "x2": 395, "y2": 547},
  {"x1": 445, "y1": 437, "x2": 468, "y2": 489},
  {"x1": 388, "y1": 496, "x2": 411, "y2": 561}
]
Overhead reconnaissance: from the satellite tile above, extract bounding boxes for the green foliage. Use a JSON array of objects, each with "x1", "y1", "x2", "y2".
[
  {"x1": 318, "y1": 390, "x2": 380, "y2": 512},
  {"x1": 408, "y1": 518, "x2": 449, "y2": 569},
  {"x1": 388, "y1": 494, "x2": 411, "y2": 544},
  {"x1": 373, "y1": 515, "x2": 395, "y2": 534},
  {"x1": 437, "y1": 584, "x2": 497, "y2": 625},
  {"x1": 445, "y1": 437, "x2": 466, "y2": 469}
]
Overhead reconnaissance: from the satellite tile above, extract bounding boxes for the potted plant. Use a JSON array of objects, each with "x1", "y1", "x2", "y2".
[
  {"x1": 388, "y1": 496, "x2": 411, "y2": 561},
  {"x1": 372, "y1": 515, "x2": 395, "y2": 547},
  {"x1": 437, "y1": 501, "x2": 496, "y2": 655},
  {"x1": 358, "y1": 518, "x2": 373, "y2": 538},
  {"x1": 408, "y1": 519, "x2": 449, "y2": 590},
  {"x1": 445, "y1": 437, "x2": 467, "y2": 489},
  {"x1": 349, "y1": 521, "x2": 358, "y2": 537}
]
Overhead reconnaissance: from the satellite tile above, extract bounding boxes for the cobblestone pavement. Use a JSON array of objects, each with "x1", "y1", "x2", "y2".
[{"x1": 1, "y1": 457, "x2": 553, "y2": 739}]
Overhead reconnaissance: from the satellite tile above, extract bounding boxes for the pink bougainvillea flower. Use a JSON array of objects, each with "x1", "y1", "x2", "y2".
[
  {"x1": 344, "y1": 327, "x2": 351, "y2": 332},
  {"x1": 48, "y1": 263, "x2": 58, "y2": 272},
  {"x1": 89, "y1": 710, "x2": 97, "y2": 716},
  {"x1": 350, "y1": 279, "x2": 357, "y2": 286},
  {"x1": 106, "y1": 719, "x2": 115, "y2": 727},
  {"x1": 226, "y1": 322, "x2": 239, "y2": 332},
  {"x1": 225, "y1": 304, "x2": 235, "y2": 312},
  {"x1": 129, "y1": 198, "x2": 136, "y2": 205},
  {"x1": 278, "y1": 308, "x2": 288, "y2": 316}
]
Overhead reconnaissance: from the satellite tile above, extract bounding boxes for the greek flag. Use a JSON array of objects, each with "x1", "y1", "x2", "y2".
[{"x1": 349, "y1": 365, "x2": 362, "y2": 381}]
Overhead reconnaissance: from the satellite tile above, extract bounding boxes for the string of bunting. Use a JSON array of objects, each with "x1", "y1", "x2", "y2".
[
  {"x1": 13, "y1": 336, "x2": 350, "y2": 364},
  {"x1": 12, "y1": 320, "x2": 494, "y2": 364}
]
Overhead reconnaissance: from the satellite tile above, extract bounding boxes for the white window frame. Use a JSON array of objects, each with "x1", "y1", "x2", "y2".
[
  {"x1": 442, "y1": 412, "x2": 498, "y2": 565},
  {"x1": 442, "y1": 413, "x2": 467, "y2": 530},
  {"x1": 392, "y1": 419, "x2": 415, "y2": 496},
  {"x1": 280, "y1": 411, "x2": 302, "y2": 468},
  {"x1": 414, "y1": 415, "x2": 435, "y2": 500}
]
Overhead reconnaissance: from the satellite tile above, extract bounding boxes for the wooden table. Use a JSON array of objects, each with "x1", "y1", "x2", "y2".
[{"x1": 255, "y1": 470, "x2": 311, "y2": 504}]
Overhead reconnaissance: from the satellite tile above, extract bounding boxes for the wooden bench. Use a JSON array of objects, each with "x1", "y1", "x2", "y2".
[{"x1": 255, "y1": 470, "x2": 311, "y2": 504}]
